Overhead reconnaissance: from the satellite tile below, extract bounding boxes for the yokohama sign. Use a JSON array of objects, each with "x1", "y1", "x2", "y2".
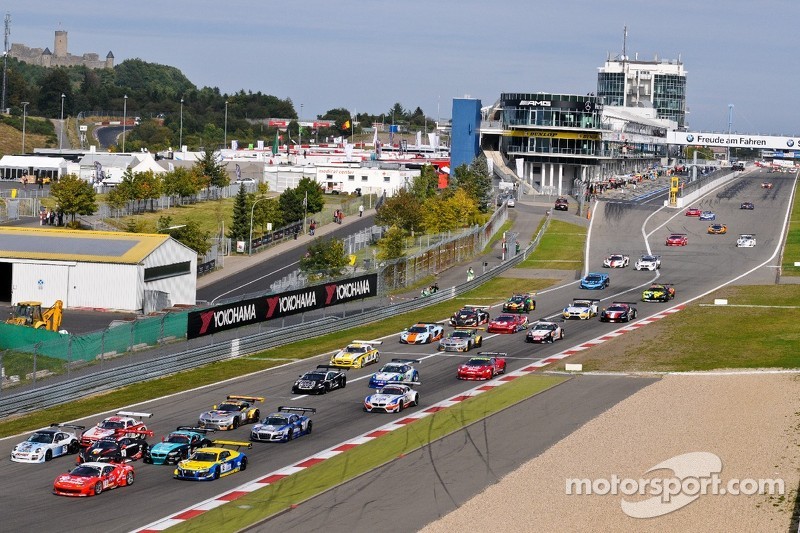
[{"x1": 187, "y1": 274, "x2": 378, "y2": 339}]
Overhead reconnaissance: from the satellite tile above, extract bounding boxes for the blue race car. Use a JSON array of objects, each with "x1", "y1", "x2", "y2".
[
  {"x1": 580, "y1": 272, "x2": 609, "y2": 290},
  {"x1": 699, "y1": 210, "x2": 716, "y2": 221},
  {"x1": 250, "y1": 407, "x2": 316, "y2": 443},
  {"x1": 144, "y1": 427, "x2": 214, "y2": 465},
  {"x1": 368, "y1": 359, "x2": 420, "y2": 388},
  {"x1": 174, "y1": 441, "x2": 251, "y2": 481}
]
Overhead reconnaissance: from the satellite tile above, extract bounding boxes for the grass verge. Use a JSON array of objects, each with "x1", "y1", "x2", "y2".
[
  {"x1": 0, "y1": 277, "x2": 559, "y2": 438},
  {"x1": 517, "y1": 219, "x2": 586, "y2": 270},
  {"x1": 167, "y1": 373, "x2": 567, "y2": 533},
  {"x1": 781, "y1": 179, "x2": 800, "y2": 276},
  {"x1": 560, "y1": 285, "x2": 800, "y2": 372}
]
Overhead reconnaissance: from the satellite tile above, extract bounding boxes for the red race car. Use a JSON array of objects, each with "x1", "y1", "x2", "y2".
[
  {"x1": 53, "y1": 461, "x2": 135, "y2": 497},
  {"x1": 684, "y1": 207, "x2": 701, "y2": 217},
  {"x1": 761, "y1": 182, "x2": 774, "y2": 189},
  {"x1": 665, "y1": 233, "x2": 688, "y2": 246},
  {"x1": 487, "y1": 314, "x2": 528, "y2": 333},
  {"x1": 457, "y1": 353, "x2": 507, "y2": 380}
]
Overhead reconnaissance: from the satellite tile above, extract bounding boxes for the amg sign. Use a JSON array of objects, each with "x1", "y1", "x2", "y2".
[{"x1": 187, "y1": 273, "x2": 378, "y2": 339}]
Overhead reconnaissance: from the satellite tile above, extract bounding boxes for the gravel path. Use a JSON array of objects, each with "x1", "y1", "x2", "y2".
[{"x1": 421, "y1": 373, "x2": 800, "y2": 532}]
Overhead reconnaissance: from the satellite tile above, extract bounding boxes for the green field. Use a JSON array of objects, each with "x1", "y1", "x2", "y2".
[
  {"x1": 781, "y1": 179, "x2": 800, "y2": 276},
  {"x1": 517, "y1": 219, "x2": 586, "y2": 269}
]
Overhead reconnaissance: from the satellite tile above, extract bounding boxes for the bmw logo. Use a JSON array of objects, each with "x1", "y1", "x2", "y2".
[
  {"x1": 788, "y1": 140, "x2": 795, "y2": 147},
  {"x1": 686, "y1": 134, "x2": 694, "y2": 142}
]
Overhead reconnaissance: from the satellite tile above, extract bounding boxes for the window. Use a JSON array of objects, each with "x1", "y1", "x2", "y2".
[
  {"x1": 383, "y1": 176, "x2": 391, "y2": 182},
  {"x1": 361, "y1": 175, "x2": 368, "y2": 181},
  {"x1": 348, "y1": 175, "x2": 355, "y2": 181},
  {"x1": 144, "y1": 261, "x2": 191, "y2": 282}
]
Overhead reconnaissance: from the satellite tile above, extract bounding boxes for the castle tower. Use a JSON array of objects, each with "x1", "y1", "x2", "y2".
[
  {"x1": 54, "y1": 30, "x2": 67, "y2": 58},
  {"x1": 41, "y1": 47, "x2": 52, "y2": 67},
  {"x1": 105, "y1": 50, "x2": 114, "y2": 69}
]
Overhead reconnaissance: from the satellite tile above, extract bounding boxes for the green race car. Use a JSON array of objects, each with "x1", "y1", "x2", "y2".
[
  {"x1": 641, "y1": 283, "x2": 676, "y2": 302},
  {"x1": 502, "y1": 293, "x2": 536, "y2": 313}
]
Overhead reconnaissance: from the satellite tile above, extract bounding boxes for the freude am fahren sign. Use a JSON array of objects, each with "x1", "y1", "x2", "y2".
[{"x1": 667, "y1": 131, "x2": 800, "y2": 149}]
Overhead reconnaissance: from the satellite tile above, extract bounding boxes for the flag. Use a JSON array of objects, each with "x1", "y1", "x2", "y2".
[
  {"x1": 272, "y1": 131, "x2": 279, "y2": 155},
  {"x1": 235, "y1": 164, "x2": 242, "y2": 180},
  {"x1": 343, "y1": 120, "x2": 351, "y2": 130}
]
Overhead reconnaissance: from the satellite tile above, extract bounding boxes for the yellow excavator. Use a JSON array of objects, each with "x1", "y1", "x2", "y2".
[{"x1": 6, "y1": 300, "x2": 63, "y2": 331}]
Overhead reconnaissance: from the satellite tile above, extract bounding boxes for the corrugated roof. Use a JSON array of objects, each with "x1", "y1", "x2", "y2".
[{"x1": 0, "y1": 227, "x2": 169, "y2": 264}]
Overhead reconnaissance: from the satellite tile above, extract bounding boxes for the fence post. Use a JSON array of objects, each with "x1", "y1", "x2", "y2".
[
  {"x1": 33, "y1": 342, "x2": 40, "y2": 385},
  {"x1": 0, "y1": 351, "x2": 3, "y2": 395},
  {"x1": 130, "y1": 321, "x2": 135, "y2": 352},
  {"x1": 160, "y1": 314, "x2": 166, "y2": 344},
  {"x1": 67, "y1": 335, "x2": 72, "y2": 377},
  {"x1": 100, "y1": 330, "x2": 105, "y2": 368}
]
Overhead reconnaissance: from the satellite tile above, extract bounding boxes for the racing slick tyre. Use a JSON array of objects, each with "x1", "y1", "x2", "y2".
[
  {"x1": 632, "y1": 310, "x2": 638, "y2": 319},
  {"x1": 323, "y1": 383, "x2": 330, "y2": 394},
  {"x1": 307, "y1": 421, "x2": 313, "y2": 434},
  {"x1": 125, "y1": 471, "x2": 134, "y2": 486},
  {"x1": 68, "y1": 440, "x2": 80, "y2": 454},
  {"x1": 45, "y1": 450, "x2": 52, "y2": 462},
  {"x1": 560, "y1": 330, "x2": 565, "y2": 340},
  {"x1": 286, "y1": 429, "x2": 294, "y2": 441},
  {"x1": 413, "y1": 394, "x2": 419, "y2": 407},
  {"x1": 477, "y1": 337, "x2": 483, "y2": 347},
  {"x1": 398, "y1": 401, "x2": 404, "y2": 413},
  {"x1": 354, "y1": 360, "x2": 362, "y2": 369},
  {"x1": 94, "y1": 481, "x2": 103, "y2": 495},
  {"x1": 214, "y1": 467, "x2": 220, "y2": 480},
  {"x1": 251, "y1": 409, "x2": 260, "y2": 423},
  {"x1": 113, "y1": 453, "x2": 122, "y2": 463},
  {"x1": 232, "y1": 418, "x2": 240, "y2": 430},
  {"x1": 240, "y1": 457, "x2": 248, "y2": 471},
  {"x1": 341, "y1": 376, "x2": 347, "y2": 388}
]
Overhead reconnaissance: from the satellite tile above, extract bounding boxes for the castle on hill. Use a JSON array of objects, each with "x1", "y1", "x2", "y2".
[{"x1": 10, "y1": 30, "x2": 113, "y2": 69}]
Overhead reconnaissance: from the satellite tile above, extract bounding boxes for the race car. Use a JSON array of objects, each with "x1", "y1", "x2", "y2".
[
  {"x1": 399, "y1": 323, "x2": 444, "y2": 344},
  {"x1": 554, "y1": 197, "x2": 569, "y2": 211},
  {"x1": 580, "y1": 272, "x2": 609, "y2": 290},
  {"x1": 562, "y1": 298, "x2": 599, "y2": 320},
  {"x1": 684, "y1": 207, "x2": 702, "y2": 217},
  {"x1": 761, "y1": 182, "x2": 774, "y2": 189},
  {"x1": 502, "y1": 293, "x2": 536, "y2": 313},
  {"x1": 329, "y1": 340, "x2": 382, "y2": 368},
  {"x1": 292, "y1": 365, "x2": 347, "y2": 394},
  {"x1": 368, "y1": 359, "x2": 420, "y2": 388},
  {"x1": 144, "y1": 427, "x2": 214, "y2": 465},
  {"x1": 599, "y1": 302, "x2": 638, "y2": 323},
  {"x1": 174, "y1": 440, "x2": 251, "y2": 481},
  {"x1": 11, "y1": 423, "x2": 84, "y2": 463},
  {"x1": 740, "y1": 202, "x2": 754, "y2": 210},
  {"x1": 642, "y1": 283, "x2": 676, "y2": 302},
  {"x1": 487, "y1": 314, "x2": 528, "y2": 333},
  {"x1": 80, "y1": 411, "x2": 152, "y2": 448},
  {"x1": 449, "y1": 305, "x2": 490, "y2": 327},
  {"x1": 602, "y1": 254, "x2": 629, "y2": 268},
  {"x1": 437, "y1": 329, "x2": 483, "y2": 352},
  {"x1": 699, "y1": 210, "x2": 716, "y2": 221},
  {"x1": 363, "y1": 382, "x2": 420, "y2": 413},
  {"x1": 665, "y1": 233, "x2": 688, "y2": 246},
  {"x1": 634, "y1": 254, "x2": 661, "y2": 271},
  {"x1": 525, "y1": 322, "x2": 564, "y2": 344},
  {"x1": 198, "y1": 395, "x2": 263, "y2": 430},
  {"x1": 457, "y1": 353, "x2": 507, "y2": 380},
  {"x1": 250, "y1": 407, "x2": 316, "y2": 442},
  {"x1": 707, "y1": 223, "x2": 727, "y2": 234},
  {"x1": 737, "y1": 234, "x2": 757, "y2": 247},
  {"x1": 53, "y1": 461, "x2": 135, "y2": 497},
  {"x1": 77, "y1": 434, "x2": 151, "y2": 464}
]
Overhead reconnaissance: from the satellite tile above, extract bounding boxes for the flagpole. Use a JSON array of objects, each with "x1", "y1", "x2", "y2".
[{"x1": 303, "y1": 191, "x2": 308, "y2": 235}]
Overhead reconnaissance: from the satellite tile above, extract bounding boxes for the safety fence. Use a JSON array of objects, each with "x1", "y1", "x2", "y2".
[{"x1": 0, "y1": 214, "x2": 549, "y2": 415}]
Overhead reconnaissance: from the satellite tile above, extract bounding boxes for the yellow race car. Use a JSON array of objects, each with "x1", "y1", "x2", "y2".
[
  {"x1": 329, "y1": 340, "x2": 382, "y2": 368},
  {"x1": 174, "y1": 440, "x2": 251, "y2": 481}
]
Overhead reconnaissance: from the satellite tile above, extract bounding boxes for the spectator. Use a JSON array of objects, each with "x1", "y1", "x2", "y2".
[{"x1": 359, "y1": 204, "x2": 364, "y2": 217}]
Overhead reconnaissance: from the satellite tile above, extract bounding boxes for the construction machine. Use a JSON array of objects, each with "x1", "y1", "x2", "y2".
[{"x1": 6, "y1": 300, "x2": 63, "y2": 331}]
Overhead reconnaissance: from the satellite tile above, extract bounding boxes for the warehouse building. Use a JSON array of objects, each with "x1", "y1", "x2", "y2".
[{"x1": 0, "y1": 227, "x2": 197, "y2": 313}]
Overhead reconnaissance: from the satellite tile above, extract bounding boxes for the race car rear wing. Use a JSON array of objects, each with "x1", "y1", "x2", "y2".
[
  {"x1": 116, "y1": 411, "x2": 153, "y2": 419},
  {"x1": 226, "y1": 395, "x2": 265, "y2": 403},
  {"x1": 476, "y1": 351, "x2": 508, "y2": 357},
  {"x1": 316, "y1": 364, "x2": 346, "y2": 371},
  {"x1": 114, "y1": 428, "x2": 154, "y2": 438},
  {"x1": 276, "y1": 406, "x2": 317, "y2": 414},
  {"x1": 50, "y1": 423, "x2": 86, "y2": 431},
  {"x1": 391, "y1": 358, "x2": 421, "y2": 364},
  {"x1": 610, "y1": 301, "x2": 638, "y2": 306},
  {"x1": 462, "y1": 305, "x2": 490, "y2": 310},
  {"x1": 571, "y1": 298, "x2": 600, "y2": 304},
  {"x1": 176, "y1": 426, "x2": 215, "y2": 434},
  {"x1": 351, "y1": 340, "x2": 383, "y2": 345},
  {"x1": 212, "y1": 440, "x2": 252, "y2": 450},
  {"x1": 454, "y1": 327, "x2": 484, "y2": 331},
  {"x1": 385, "y1": 381, "x2": 421, "y2": 386}
]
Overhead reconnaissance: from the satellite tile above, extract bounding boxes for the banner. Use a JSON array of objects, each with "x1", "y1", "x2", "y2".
[{"x1": 187, "y1": 273, "x2": 378, "y2": 339}]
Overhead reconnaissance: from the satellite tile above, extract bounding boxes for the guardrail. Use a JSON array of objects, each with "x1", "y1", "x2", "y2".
[{"x1": 0, "y1": 216, "x2": 550, "y2": 416}]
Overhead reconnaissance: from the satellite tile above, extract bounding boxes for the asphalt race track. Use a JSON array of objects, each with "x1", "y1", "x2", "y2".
[{"x1": 0, "y1": 168, "x2": 793, "y2": 532}]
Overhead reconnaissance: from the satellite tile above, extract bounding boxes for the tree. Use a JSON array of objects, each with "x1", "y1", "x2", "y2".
[
  {"x1": 377, "y1": 225, "x2": 407, "y2": 260},
  {"x1": 421, "y1": 189, "x2": 478, "y2": 233},
  {"x1": 157, "y1": 215, "x2": 212, "y2": 256},
  {"x1": 375, "y1": 188, "x2": 424, "y2": 234},
  {"x1": 278, "y1": 177, "x2": 324, "y2": 225},
  {"x1": 409, "y1": 165, "x2": 439, "y2": 202},
  {"x1": 228, "y1": 183, "x2": 250, "y2": 244},
  {"x1": 686, "y1": 146, "x2": 715, "y2": 161},
  {"x1": 162, "y1": 167, "x2": 202, "y2": 203},
  {"x1": 451, "y1": 155, "x2": 493, "y2": 212},
  {"x1": 299, "y1": 237, "x2": 348, "y2": 278},
  {"x1": 194, "y1": 149, "x2": 229, "y2": 189},
  {"x1": 50, "y1": 174, "x2": 98, "y2": 224}
]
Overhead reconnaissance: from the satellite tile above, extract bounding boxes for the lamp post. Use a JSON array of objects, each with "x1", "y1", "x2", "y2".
[
  {"x1": 122, "y1": 94, "x2": 128, "y2": 153},
  {"x1": 224, "y1": 100, "x2": 228, "y2": 149},
  {"x1": 59, "y1": 93, "x2": 65, "y2": 151},
  {"x1": 21, "y1": 101, "x2": 29, "y2": 153},
  {"x1": 179, "y1": 98, "x2": 184, "y2": 151},
  {"x1": 727, "y1": 104, "x2": 734, "y2": 163},
  {"x1": 248, "y1": 196, "x2": 269, "y2": 255}
]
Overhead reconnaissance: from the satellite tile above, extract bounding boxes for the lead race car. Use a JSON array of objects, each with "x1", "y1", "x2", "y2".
[
  {"x1": 198, "y1": 395, "x2": 263, "y2": 430},
  {"x1": 329, "y1": 340, "x2": 382, "y2": 368},
  {"x1": 364, "y1": 381, "x2": 420, "y2": 413},
  {"x1": 399, "y1": 322, "x2": 444, "y2": 344},
  {"x1": 368, "y1": 359, "x2": 420, "y2": 388},
  {"x1": 437, "y1": 328, "x2": 483, "y2": 352},
  {"x1": 11, "y1": 423, "x2": 84, "y2": 463},
  {"x1": 80, "y1": 411, "x2": 152, "y2": 448},
  {"x1": 562, "y1": 298, "x2": 599, "y2": 320},
  {"x1": 250, "y1": 407, "x2": 316, "y2": 442}
]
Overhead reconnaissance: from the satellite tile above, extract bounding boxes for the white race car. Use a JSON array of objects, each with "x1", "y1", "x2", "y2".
[
  {"x1": 562, "y1": 298, "x2": 599, "y2": 320},
  {"x1": 634, "y1": 254, "x2": 662, "y2": 271},
  {"x1": 399, "y1": 323, "x2": 443, "y2": 344},
  {"x1": 80, "y1": 412, "x2": 152, "y2": 448},
  {"x1": 737, "y1": 234, "x2": 756, "y2": 248},
  {"x1": 11, "y1": 424, "x2": 84, "y2": 463},
  {"x1": 602, "y1": 254, "x2": 629, "y2": 268},
  {"x1": 364, "y1": 382, "x2": 420, "y2": 413},
  {"x1": 368, "y1": 359, "x2": 420, "y2": 388},
  {"x1": 525, "y1": 321, "x2": 565, "y2": 344}
]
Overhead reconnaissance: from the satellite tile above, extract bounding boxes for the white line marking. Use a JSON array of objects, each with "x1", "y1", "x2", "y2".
[{"x1": 210, "y1": 260, "x2": 300, "y2": 303}]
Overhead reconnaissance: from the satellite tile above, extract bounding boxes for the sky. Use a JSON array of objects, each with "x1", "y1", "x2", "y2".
[{"x1": 4, "y1": 1, "x2": 798, "y2": 135}]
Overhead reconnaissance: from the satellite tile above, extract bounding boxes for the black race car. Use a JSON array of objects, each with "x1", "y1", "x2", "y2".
[
  {"x1": 599, "y1": 302, "x2": 638, "y2": 323},
  {"x1": 740, "y1": 202, "x2": 754, "y2": 210},
  {"x1": 291, "y1": 365, "x2": 347, "y2": 394},
  {"x1": 449, "y1": 305, "x2": 490, "y2": 327},
  {"x1": 77, "y1": 436, "x2": 149, "y2": 464}
]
